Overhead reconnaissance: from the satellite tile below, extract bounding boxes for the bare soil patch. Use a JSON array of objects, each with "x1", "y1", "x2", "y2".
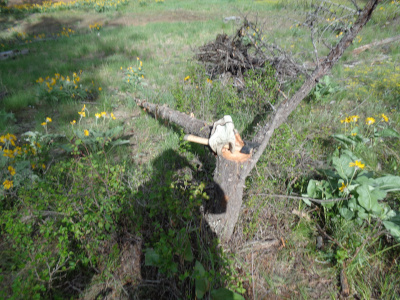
[{"x1": 109, "y1": 10, "x2": 209, "y2": 27}]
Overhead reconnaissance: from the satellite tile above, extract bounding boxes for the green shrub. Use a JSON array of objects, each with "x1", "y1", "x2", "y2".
[
  {"x1": 0, "y1": 151, "x2": 133, "y2": 298},
  {"x1": 35, "y1": 71, "x2": 101, "y2": 104}
]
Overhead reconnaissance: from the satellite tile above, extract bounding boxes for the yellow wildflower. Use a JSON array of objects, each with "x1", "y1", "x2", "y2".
[
  {"x1": 78, "y1": 111, "x2": 86, "y2": 117},
  {"x1": 8, "y1": 166, "x2": 16, "y2": 176},
  {"x1": 351, "y1": 132, "x2": 357, "y2": 136},
  {"x1": 184, "y1": 76, "x2": 190, "y2": 81},
  {"x1": 99, "y1": 87, "x2": 102, "y2": 91},
  {"x1": 350, "y1": 115, "x2": 359, "y2": 122},
  {"x1": 95, "y1": 113, "x2": 101, "y2": 119},
  {"x1": 46, "y1": 117, "x2": 52, "y2": 123},
  {"x1": 41, "y1": 122, "x2": 47, "y2": 126},
  {"x1": 70, "y1": 120, "x2": 76, "y2": 125},
  {"x1": 3, "y1": 179, "x2": 13, "y2": 190},
  {"x1": 15, "y1": 147, "x2": 21, "y2": 156},
  {"x1": 3, "y1": 149, "x2": 14, "y2": 158},
  {"x1": 349, "y1": 160, "x2": 365, "y2": 170},
  {"x1": 339, "y1": 182, "x2": 347, "y2": 192},
  {"x1": 111, "y1": 113, "x2": 116, "y2": 120},
  {"x1": 340, "y1": 117, "x2": 351, "y2": 124},
  {"x1": 381, "y1": 113, "x2": 389, "y2": 122},
  {"x1": 101, "y1": 112, "x2": 106, "y2": 117},
  {"x1": 84, "y1": 130, "x2": 89, "y2": 136},
  {"x1": 366, "y1": 117, "x2": 375, "y2": 125}
]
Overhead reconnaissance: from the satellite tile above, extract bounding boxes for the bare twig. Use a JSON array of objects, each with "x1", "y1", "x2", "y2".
[
  {"x1": 238, "y1": 239, "x2": 281, "y2": 253},
  {"x1": 340, "y1": 269, "x2": 350, "y2": 297},
  {"x1": 254, "y1": 193, "x2": 349, "y2": 204}
]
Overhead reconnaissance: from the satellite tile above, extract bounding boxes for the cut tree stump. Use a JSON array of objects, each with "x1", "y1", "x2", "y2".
[{"x1": 135, "y1": 0, "x2": 379, "y2": 243}]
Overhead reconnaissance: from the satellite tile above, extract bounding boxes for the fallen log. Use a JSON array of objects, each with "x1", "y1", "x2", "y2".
[
  {"x1": 0, "y1": 49, "x2": 29, "y2": 60},
  {"x1": 352, "y1": 35, "x2": 400, "y2": 55},
  {"x1": 136, "y1": 0, "x2": 379, "y2": 243}
]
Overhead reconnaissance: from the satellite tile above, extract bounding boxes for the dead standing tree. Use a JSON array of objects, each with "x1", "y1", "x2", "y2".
[{"x1": 136, "y1": 0, "x2": 380, "y2": 242}]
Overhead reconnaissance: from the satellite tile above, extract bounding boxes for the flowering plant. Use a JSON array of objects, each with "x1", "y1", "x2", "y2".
[
  {"x1": 303, "y1": 112, "x2": 400, "y2": 242},
  {"x1": 122, "y1": 57, "x2": 146, "y2": 92}
]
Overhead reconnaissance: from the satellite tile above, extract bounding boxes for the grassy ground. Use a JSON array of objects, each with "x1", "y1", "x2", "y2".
[{"x1": 1, "y1": 0, "x2": 400, "y2": 299}]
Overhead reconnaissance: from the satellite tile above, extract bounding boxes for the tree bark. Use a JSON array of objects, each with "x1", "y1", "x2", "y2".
[{"x1": 136, "y1": 0, "x2": 379, "y2": 243}]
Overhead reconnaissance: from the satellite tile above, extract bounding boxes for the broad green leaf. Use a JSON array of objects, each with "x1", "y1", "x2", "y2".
[
  {"x1": 322, "y1": 202, "x2": 335, "y2": 209},
  {"x1": 306, "y1": 180, "x2": 318, "y2": 198},
  {"x1": 347, "y1": 198, "x2": 358, "y2": 211},
  {"x1": 375, "y1": 128, "x2": 400, "y2": 138},
  {"x1": 357, "y1": 207, "x2": 368, "y2": 220},
  {"x1": 383, "y1": 219, "x2": 400, "y2": 242},
  {"x1": 194, "y1": 260, "x2": 206, "y2": 276},
  {"x1": 347, "y1": 183, "x2": 360, "y2": 192},
  {"x1": 144, "y1": 248, "x2": 160, "y2": 266},
  {"x1": 355, "y1": 176, "x2": 374, "y2": 185},
  {"x1": 182, "y1": 235, "x2": 193, "y2": 262},
  {"x1": 339, "y1": 207, "x2": 354, "y2": 220},
  {"x1": 332, "y1": 155, "x2": 354, "y2": 180},
  {"x1": 211, "y1": 288, "x2": 245, "y2": 300},
  {"x1": 331, "y1": 134, "x2": 356, "y2": 147},
  {"x1": 194, "y1": 261, "x2": 209, "y2": 299},
  {"x1": 372, "y1": 176, "x2": 400, "y2": 192},
  {"x1": 342, "y1": 150, "x2": 360, "y2": 161},
  {"x1": 111, "y1": 140, "x2": 130, "y2": 147},
  {"x1": 301, "y1": 195, "x2": 312, "y2": 206},
  {"x1": 356, "y1": 185, "x2": 385, "y2": 214},
  {"x1": 317, "y1": 168, "x2": 341, "y2": 180}
]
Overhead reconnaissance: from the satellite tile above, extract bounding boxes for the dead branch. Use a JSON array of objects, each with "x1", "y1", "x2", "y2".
[
  {"x1": 340, "y1": 269, "x2": 350, "y2": 297},
  {"x1": 238, "y1": 239, "x2": 281, "y2": 253},
  {"x1": 352, "y1": 35, "x2": 400, "y2": 55},
  {"x1": 134, "y1": 99, "x2": 213, "y2": 138},
  {"x1": 255, "y1": 193, "x2": 349, "y2": 204}
]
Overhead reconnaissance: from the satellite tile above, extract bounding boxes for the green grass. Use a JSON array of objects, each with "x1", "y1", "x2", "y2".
[{"x1": 1, "y1": 0, "x2": 400, "y2": 298}]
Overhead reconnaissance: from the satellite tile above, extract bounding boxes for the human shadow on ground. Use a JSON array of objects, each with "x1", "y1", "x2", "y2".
[{"x1": 118, "y1": 146, "x2": 227, "y2": 299}]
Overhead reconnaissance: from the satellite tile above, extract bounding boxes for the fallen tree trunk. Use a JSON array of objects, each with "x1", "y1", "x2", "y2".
[{"x1": 136, "y1": 0, "x2": 379, "y2": 242}]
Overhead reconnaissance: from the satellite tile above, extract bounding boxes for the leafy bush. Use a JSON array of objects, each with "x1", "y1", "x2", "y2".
[
  {"x1": 35, "y1": 71, "x2": 101, "y2": 104},
  {"x1": 1, "y1": 153, "x2": 132, "y2": 298},
  {"x1": 302, "y1": 113, "x2": 400, "y2": 256}
]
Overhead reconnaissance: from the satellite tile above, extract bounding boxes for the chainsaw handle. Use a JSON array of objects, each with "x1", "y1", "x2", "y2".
[
  {"x1": 183, "y1": 134, "x2": 242, "y2": 152},
  {"x1": 184, "y1": 134, "x2": 209, "y2": 146}
]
